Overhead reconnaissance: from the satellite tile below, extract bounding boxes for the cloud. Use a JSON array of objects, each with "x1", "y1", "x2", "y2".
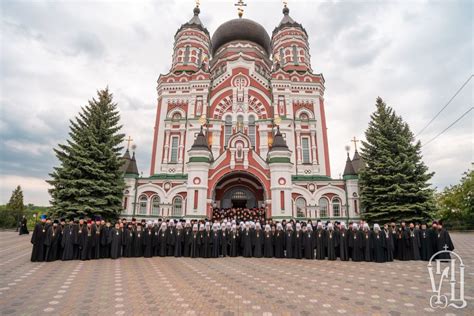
[{"x1": 0, "y1": 0, "x2": 472, "y2": 205}]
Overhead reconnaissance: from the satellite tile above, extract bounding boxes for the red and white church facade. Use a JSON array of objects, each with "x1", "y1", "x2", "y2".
[{"x1": 121, "y1": 4, "x2": 363, "y2": 220}]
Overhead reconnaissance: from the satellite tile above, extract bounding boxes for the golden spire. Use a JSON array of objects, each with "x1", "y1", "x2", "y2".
[
  {"x1": 234, "y1": 0, "x2": 247, "y2": 18},
  {"x1": 125, "y1": 136, "x2": 133, "y2": 150}
]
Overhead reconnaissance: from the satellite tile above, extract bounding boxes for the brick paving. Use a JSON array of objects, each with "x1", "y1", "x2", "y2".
[{"x1": 0, "y1": 231, "x2": 472, "y2": 315}]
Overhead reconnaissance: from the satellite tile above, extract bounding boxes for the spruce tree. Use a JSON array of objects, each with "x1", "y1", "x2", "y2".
[
  {"x1": 359, "y1": 97, "x2": 435, "y2": 223},
  {"x1": 48, "y1": 88, "x2": 125, "y2": 220},
  {"x1": 7, "y1": 185, "x2": 25, "y2": 228}
]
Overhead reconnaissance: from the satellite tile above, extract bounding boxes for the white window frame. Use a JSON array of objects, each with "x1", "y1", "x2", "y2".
[
  {"x1": 301, "y1": 136, "x2": 311, "y2": 164},
  {"x1": 169, "y1": 136, "x2": 179, "y2": 163},
  {"x1": 139, "y1": 195, "x2": 148, "y2": 215}
]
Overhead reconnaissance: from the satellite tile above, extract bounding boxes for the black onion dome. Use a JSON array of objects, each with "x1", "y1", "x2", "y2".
[{"x1": 211, "y1": 18, "x2": 271, "y2": 56}]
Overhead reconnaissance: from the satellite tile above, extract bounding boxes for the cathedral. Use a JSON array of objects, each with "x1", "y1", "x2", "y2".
[{"x1": 120, "y1": 2, "x2": 363, "y2": 221}]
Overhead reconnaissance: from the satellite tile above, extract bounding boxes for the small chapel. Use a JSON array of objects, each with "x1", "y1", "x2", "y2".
[{"x1": 120, "y1": 1, "x2": 364, "y2": 221}]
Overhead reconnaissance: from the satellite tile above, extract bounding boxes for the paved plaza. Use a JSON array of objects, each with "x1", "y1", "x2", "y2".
[{"x1": 0, "y1": 231, "x2": 472, "y2": 315}]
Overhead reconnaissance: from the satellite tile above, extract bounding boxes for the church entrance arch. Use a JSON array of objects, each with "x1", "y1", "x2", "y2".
[{"x1": 213, "y1": 171, "x2": 266, "y2": 210}]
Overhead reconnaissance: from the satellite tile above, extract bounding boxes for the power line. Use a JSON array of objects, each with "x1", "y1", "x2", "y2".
[
  {"x1": 416, "y1": 74, "x2": 473, "y2": 137},
  {"x1": 421, "y1": 106, "x2": 473, "y2": 147}
]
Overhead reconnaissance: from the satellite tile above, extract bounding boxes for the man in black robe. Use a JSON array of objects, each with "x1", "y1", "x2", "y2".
[
  {"x1": 74, "y1": 218, "x2": 85, "y2": 260},
  {"x1": 398, "y1": 222, "x2": 411, "y2": 260},
  {"x1": 362, "y1": 223, "x2": 372, "y2": 262},
  {"x1": 61, "y1": 220, "x2": 75, "y2": 260},
  {"x1": 167, "y1": 220, "x2": 176, "y2": 256},
  {"x1": 284, "y1": 223, "x2": 294, "y2": 258},
  {"x1": 91, "y1": 218, "x2": 102, "y2": 259},
  {"x1": 201, "y1": 223, "x2": 212, "y2": 258},
  {"x1": 79, "y1": 220, "x2": 94, "y2": 260},
  {"x1": 349, "y1": 223, "x2": 364, "y2": 262},
  {"x1": 220, "y1": 222, "x2": 229, "y2": 257},
  {"x1": 183, "y1": 221, "x2": 192, "y2": 257},
  {"x1": 100, "y1": 221, "x2": 111, "y2": 258},
  {"x1": 390, "y1": 222, "x2": 398, "y2": 258},
  {"x1": 174, "y1": 222, "x2": 184, "y2": 257},
  {"x1": 142, "y1": 221, "x2": 154, "y2": 258},
  {"x1": 210, "y1": 223, "x2": 220, "y2": 258},
  {"x1": 57, "y1": 218, "x2": 66, "y2": 260},
  {"x1": 189, "y1": 224, "x2": 200, "y2": 258},
  {"x1": 292, "y1": 223, "x2": 303, "y2": 259},
  {"x1": 44, "y1": 220, "x2": 60, "y2": 261},
  {"x1": 419, "y1": 223, "x2": 433, "y2": 261},
  {"x1": 152, "y1": 221, "x2": 160, "y2": 256},
  {"x1": 241, "y1": 222, "x2": 253, "y2": 257},
  {"x1": 408, "y1": 223, "x2": 421, "y2": 260},
  {"x1": 315, "y1": 222, "x2": 326, "y2": 260},
  {"x1": 274, "y1": 223, "x2": 285, "y2": 258},
  {"x1": 326, "y1": 223, "x2": 338, "y2": 260},
  {"x1": 383, "y1": 223, "x2": 394, "y2": 262},
  {"x1": 253, "y1": 222, "x2": 264, "y2": 258},
  {"x1": 434, "y1": 222, "x2": 455, "y2": 259},
  {"x1": 122, "y1": 223, "x2": 134, "y2": 258},
  {"x1": 109, "y1": 222, "x2": 122, "y2": 259},
  {"x1": 302, "y1": 224, "x2": 314, "y2": 259},
  {"x1": 372, "y1": 224, "x2": 386, "y2": 263},
  {"x1": 338, "y1": 222, "x2": 349, "y2": 261},
  {"x1": 263, "y1": 224, "x2": 274, "y2": 258},
  {"x1": 31, "y1": 215, "x2": 48, "y2": 262},
  {"x1": 133, "y1": 223, "x2": 144, "y2": 257},
  {"x1": 19, "y1": 215, "x2": 29, "y2": 235},
  {"x1": 157, "y1": 222, "x2": 168, "y2": 257}
]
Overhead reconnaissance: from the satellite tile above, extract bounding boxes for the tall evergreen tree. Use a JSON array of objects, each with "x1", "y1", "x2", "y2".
[
  {"x1": 359, "y1": 97, "x2": 434, "y2": 223},
  {"x1": 47, "y1": 88, "x2": 125, "y2": 220},
  {"x1": 7, "y1": 185, "x2": 25, "y2": 229}
]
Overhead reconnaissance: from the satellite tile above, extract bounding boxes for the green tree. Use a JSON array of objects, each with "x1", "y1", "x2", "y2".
[
  {"x1": 359, "y1": 97, "x2": 435, "y2": 223},
  {"x1": 47, "y1": 88, "x2": 125, "y2": 220},
  {"x1": 7, "y1": 185, "x2": 25, "y2": 229},
  {"x1": 435, "y1": 170, "x2": 474, "y2": 229}
]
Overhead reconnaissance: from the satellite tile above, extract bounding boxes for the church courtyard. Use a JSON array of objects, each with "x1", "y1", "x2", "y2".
[{"x1": 0, "y1": 231, "x2": 472, "y2": 315}]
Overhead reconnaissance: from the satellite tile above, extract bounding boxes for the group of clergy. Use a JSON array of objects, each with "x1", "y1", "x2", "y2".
[
  {"x1": 212, "y1": 208, "x2": 266, "y2": 223},
  {"x1": 30, "y1": 215, "x2": 454, "y2": 263}
]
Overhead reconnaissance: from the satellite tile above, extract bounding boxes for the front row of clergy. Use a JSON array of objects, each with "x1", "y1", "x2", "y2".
[{"x1": 31, "y1": 217, "x2": 454, "y2": 262}]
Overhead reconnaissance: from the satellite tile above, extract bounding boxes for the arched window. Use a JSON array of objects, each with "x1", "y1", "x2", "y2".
[
  {"x1": 301, "y1": 137, "x2": 310, "y2": 164},
  {"x1": 172, "y1": 112, "x2": 182, "y2": 121},
  {"x1": 170, "y1": 136, "x2": 179, "y2": 163},
  {"x1": 151, "y1": 196, "x2": 160, "y2": 216},
  {"x1": 237, "y1": 115, "x2": 244, "y2": 132},
  {"x1": 292, "y1": 45, "x2": 298, "y2": 64},
  {"x1": 172, "y1": 196, "x2": 183, "y2": 216},
  {"x1": 232, "y1": 190, "x2": 247, "y2": 200},
  {"x1": 279, "y1": 48, "x2": 284, "y2": 65},
  {"x1": 139, "y1": 195, "x2": 148, "y2": 215},
  {"x1": 224, "y1": 115, "x2": 232, "y2": 147},
  {"x1": 319, "y1": 198, "x2": 329, "y2": 218},
  {"x1": 332, "y1": 198, "x2": 341, "y2": 217},
  {"x1": 295, "y1": 197, "x2": 306, "y2": 218},
  {"x1": 183, "y1": 46, "x2": 190, "y2": 64},
  {"x1": 248, "y1": 115, "x2": 256, "y2": 148}
]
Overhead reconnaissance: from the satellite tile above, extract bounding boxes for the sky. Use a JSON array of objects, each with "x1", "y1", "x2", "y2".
[{"x1": 1, "y1": 0, "x2": 472, "y2": 206}]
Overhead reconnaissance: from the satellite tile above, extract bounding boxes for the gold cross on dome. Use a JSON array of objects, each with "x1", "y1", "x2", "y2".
[
  {"x1": 195, "y1": 0, "x2": 200, "y2": 8},
  {"x1": 235, "y1": 0, "x2": 247, "y2": 18},
  {"x1": 283, "y1": 0, "x2": 288, "y2": 8},
  {"x1": 351, "y1": 136, "x2": 360, "y2": 152},
  {"x1": 125, "y1": 136, "x2": 133, "y2": 150}
]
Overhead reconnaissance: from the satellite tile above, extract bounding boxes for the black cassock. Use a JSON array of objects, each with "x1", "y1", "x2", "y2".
[
  {"x1": 44, "y1": 225, "x2": 60, "y2": 262},
  {"x1": 152, "y1": 228, "x2": 160, "y2": 256},
  {"x1": 435, "y1": 229, "x2": 454, "y2": 259},
  {"x1": 372, "y1": 231, "x2": 386, "y2": 263},
  {"x1": 383, "y1": 229, "x2": 394, "y2": 262},
  {"x1": 133, "y1": 230, "x2": 143, "y2": 257},
  {"x1": 302, "y1": 231, "x2": 314, "y2": 259},
  {"x1": 19, "y1": 218, "x2": 29, "y2": 235},
  {"x1": 397, "y1": 228, "x2": 411, "y2": 261},
  {"x1": 109, "y1": 228, "x2": 123, "y2": 259},
  {"x1": 264, "y1": 232, "x2": 274, "y2": 258},
  {"x1": 100, "y1": 226, "x2": 111, "y2": 258},
  {"x1": 419, "y1": 229, "x2": 433, "y2": 261},
  {"x1": 189, "y1": 232, "x2": 200, "y2": 258},
  {"x1": 79, "y1": 227, "x2": 94, "y2": 261},
  {"x1": 123, "y1": 230, "x2": 134, "y2": 258},
  {"x1": 167, "y1": 229, "x2": 175, "y2": 256},
  {"x1": 74, "y1": 224, "x2": 84, "y2": 260},
  {"x1": 241, "y1": 230, "x2": 253, "y2": 257},
  {"x1": 362, "y1": 230, "x2": 372, "y2": 262},
  {"x1": 220, "y1": 230, "x2": 229, "y2": 257},
  {"x1": 338, "y1": 229, "x2": 349, "y2": 261},
  {"x1": 326, "y1": 230, "x2": 338, "y2": 260},
  {"x1": 293, "y1": 231, "x2": 303, "y2": 259},
  {"x1": 31, "y1": 223, "x2": 47, "y2": 262},
  {"x1": 229, "y1": 231, "x2": 240, "y2": 257},
  {"x1": 315, "y1": 229, "x2": 326, "y2": 260},
  {"x1": 285, "y1": 230, "x2": 294, "y2": 258},
  {"x1": 253, "y1": 230, "x2": 264, "y2": 258},
  {"x1": 211, "y1": 230, "x2": 220, "y2": 258},
  {"x1": 408, "y1": 229, "x2": 421, "y2": 260},
  {"x1": 158, "y1": 230, "x2": 168, "y2": 257},
  {"x1": 183, "y1": 228, "x2": 192, "y2": 257},
  {"x1": 350, "y1": 230, "x2": 364, "y2": 262},
  {"x1": 92, "y1": 225, "x2": 101, "y2": 259},
  {"x1": 174, "y1": 230, "x2": 184, "y2": 257},
  {"x1": 274, "y1": 231, "x2": 285, "y2": 258},
  {"x1": 201, "y1": 230, "x2": 212, "y2": 258},
  {"x1": 61, "y1": 225, "x2": 75, "y2": 261},
  {"x1": 143, "y1": 227, "x2": 154, "y2": 258}
]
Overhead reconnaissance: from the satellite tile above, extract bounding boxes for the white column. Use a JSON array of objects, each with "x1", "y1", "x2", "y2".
[
  {"x1": 311, "y1": 130, "x2": 317, "y2": 164},
  {"x1": 163, "y1": 130, "x2": 170, "y2": 164}
]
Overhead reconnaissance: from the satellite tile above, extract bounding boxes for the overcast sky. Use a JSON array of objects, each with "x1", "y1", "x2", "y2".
[{"x1": 1, "y1": 0, "x2": 472, "y2": 206}]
